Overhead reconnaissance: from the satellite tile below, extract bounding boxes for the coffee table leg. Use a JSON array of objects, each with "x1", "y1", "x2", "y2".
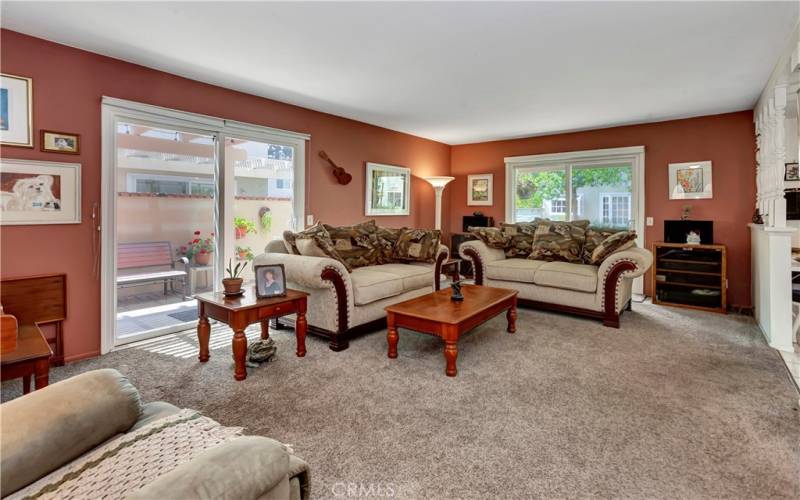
[
  {"x1": 198, "y1": 310, "x2": 210, "y2": 362},
  {"x1": 507, "y1": 302, "x2": 517, "y2": 334},
  {"x1": 232, "y1": 328, "x2": 248, "y2": 381},
  {"x1": 260, "y1": 319, "x2": 270, "y2": 340},
  {"x1": 444, "y1": 340, "x2": 458, "y2": 377},
  {"x1": 387, "y1": 312, "x2": 398, "y2": 359},
  {"x1": 22, "y1": 375, "x2": 31, "y2": 394}
]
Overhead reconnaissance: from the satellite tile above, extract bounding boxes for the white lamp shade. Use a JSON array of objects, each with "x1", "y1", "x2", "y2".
[{"x1": 424, "y1": 176, "x2": 455, "y2": 188}]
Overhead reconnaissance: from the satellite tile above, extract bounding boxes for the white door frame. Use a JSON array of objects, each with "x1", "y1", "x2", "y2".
[
  {"x1": 100, "y1": 97, "x2": 308, "y2": 354},
  {"x1": 504, "y1": 146, "x2": 646, "y2": 294}
]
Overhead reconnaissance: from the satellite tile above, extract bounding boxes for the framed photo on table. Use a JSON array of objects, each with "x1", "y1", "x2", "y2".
[
  {"x1": 254, "y1": 264, "x2": 287, "y2": 298},
  {"x1": 0, "y1": 73, "x2": 33, "y2": 148},
  {"x1": 365, "y1": 162, "x2": 410, "y2": 216},
  {"x1": 0, "y1": 158, "x2": 81, "y2": 225},
  {"x1": 785, "y1": 162, "x2": 799, "y2": 181},
  {"x1": 668, "y1": 161, "x2": 712, "y2": 200},
  {"x1": 467, "y1": 174, "x2": 493, "y2": 206}
]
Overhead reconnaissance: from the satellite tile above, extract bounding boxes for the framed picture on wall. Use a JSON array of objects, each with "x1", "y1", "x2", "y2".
[
  {"x1": 0, "y1": 158, "x2": 81, "y2": 225},
  {"x1": 365, "y1": 162, "x2": 410, "y2": 216},
  {"x1": 0, "y1": 73, "x2": 33, "y2": 148},
  {"x1": 785, "y1": 162, "x2": 799, "y2": 181},
  {"x1": 668, "y1": 161, "x2": 712, "y2": 200},
  {"x1": 41, "y1": 130, "x2": 80, "y2": 154},
  {"x1": 467, "y1": 174, "x2": 493, "y2": 206}
]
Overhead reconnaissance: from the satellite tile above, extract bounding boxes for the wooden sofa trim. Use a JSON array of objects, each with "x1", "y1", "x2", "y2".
[
  {"x1": 279, "y1": 254, "x2": 449, "y2": 351},
  {"x1": 464, "y1": 250, "x2": 636, "y2": 328}
]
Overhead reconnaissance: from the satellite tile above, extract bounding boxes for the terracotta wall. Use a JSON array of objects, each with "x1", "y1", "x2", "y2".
[
  {"x1": 449, "y1": 111, "x2": 756, "y2": 307},
  {"x1": 0, "y1": 30, "x2": 451, "y2": 361}
]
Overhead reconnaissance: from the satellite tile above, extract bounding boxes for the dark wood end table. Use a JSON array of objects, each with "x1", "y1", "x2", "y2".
[
  {"x1": 195, "y1": 288, "x2": 309, "y2": 381},
  {"x1": 385, "y1": 284, "x2": 517, "y2": 377},
  {"x1": 1, "y1": 324, "x2": 52, "y2": 393},
  {"x1": 441, "y1": 258, "x2": 462, "y2": 282}
]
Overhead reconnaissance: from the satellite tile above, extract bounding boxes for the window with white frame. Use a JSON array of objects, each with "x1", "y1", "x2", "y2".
[
  {"x1": 601, "y1": 193, "x2": 631, "y2": 227},
  {"x1": 551, "y1": 198, "x2": 566, "y2": 214}
]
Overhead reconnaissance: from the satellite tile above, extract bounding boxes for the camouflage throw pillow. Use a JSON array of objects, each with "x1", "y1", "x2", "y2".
[
  {"x1": 294, "y1": 223, "x2": 352, "y2": 272},
  {"x1": 392, "y1": 228, "x2": 441, "y2": 263},
  {"x1": 324, "y1": 220, "x2": 383, "y2": 269},
  {"x1": 528, "y1": 221, "x2": 589, "y2": 263},
  {"x1": 581, "y1": 227, "x2": 623, "y2": 264},
  {"x1": 589, "y1": 230, "x2": 637, "y2": 265},
  {"x1": 375, "y1": 226, "x2": 407, "y2": 264},
  {"x1": 500, "y1": 222, "x2": 540, "y2": 258},
  {"x1": 468, "y1": 226, "x2": 510, "y2": 249}
]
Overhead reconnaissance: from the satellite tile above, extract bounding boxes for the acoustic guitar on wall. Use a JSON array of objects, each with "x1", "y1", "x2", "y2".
[{"x1": 319, "y1": 150, "x2": 352, "y2": 185}]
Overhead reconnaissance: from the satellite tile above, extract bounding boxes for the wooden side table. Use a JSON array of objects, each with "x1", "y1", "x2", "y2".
[
  {"x1": 1, "y1": 324, "x2": 52, "y2": 393},
  {"x1": 195, "y1": 289, "x2": 309, "y2": 381}
]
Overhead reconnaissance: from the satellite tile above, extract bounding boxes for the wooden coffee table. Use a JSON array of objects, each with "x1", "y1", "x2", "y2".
[
  {"x1": 1, "y1": 324, "x2": 52, "y2": 393},
  {"x1": 385, "y1": 285, "x2": 518, "y2": 377},
  {"x1": 195, "y1": 288, "x2": 308, "y2": 381}
]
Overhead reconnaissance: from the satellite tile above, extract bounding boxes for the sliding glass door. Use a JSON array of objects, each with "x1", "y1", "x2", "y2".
[{"x1": 101, "y1": 98, "x2": 307, "y2": 352}]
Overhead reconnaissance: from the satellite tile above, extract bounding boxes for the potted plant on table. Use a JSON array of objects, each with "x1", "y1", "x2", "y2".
[
  {"x1": 234, "y1": 217, "x2": 257, "y2": 239},
  {"x1": 180, "y1": 231, "x2": 215, "y2": 266},
  {"x1": 223, "y1": 258, "x2": 248, "y2": 295}
]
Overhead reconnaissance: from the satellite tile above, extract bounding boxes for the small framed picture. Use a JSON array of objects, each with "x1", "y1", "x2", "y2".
[
  {"x1": 668, "y1": 161, "x2": 712, "y2": 200},
  {"x1": 1, "y1": 73, "x2": 33, "y2": 148},
  {"x1": 41, "y1": 130, "x2": 80, "y2": 154},
  {"x1": 254, "y1": 264, "x2": 287, "y2": 298},
  {"x1": 467, "y1": 174, "x2": 493, "y2": 206},
  {"x1": 785, "y1": 162, "x2": 800, "y2": 181}
]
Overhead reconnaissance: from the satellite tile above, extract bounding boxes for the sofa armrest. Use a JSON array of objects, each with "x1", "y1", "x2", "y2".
[
  {"x1": 434, "y1": 244, "x2": 449, "y2": 290},
  {"x1": 597, "y1": 247, "x2": 653, "y2": 319},
  {"x1": 265, "y1": 239, "x2": 289, "y2": 254},
  {"x1": 1, "y1": 369, "x2": 142, "y2": 497},
  {"x1": 254, "y1": 253, "x2": 351, "y2": 290},
  {"x1": 458, "y1": 240, "x2": 506, "y2": 285},
  {"x1": 127, "y1": 436, "x2": 291, "y2": 500}
]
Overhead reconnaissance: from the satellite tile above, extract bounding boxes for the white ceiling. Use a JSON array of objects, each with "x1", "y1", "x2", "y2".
[{"x1": 2, "y1": 2, "x2": 797, "y2": 145}]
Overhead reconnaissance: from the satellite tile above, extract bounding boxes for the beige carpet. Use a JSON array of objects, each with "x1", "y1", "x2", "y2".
[{"x1": 3, "y1": 303, "x2": 799, "y2": 499}]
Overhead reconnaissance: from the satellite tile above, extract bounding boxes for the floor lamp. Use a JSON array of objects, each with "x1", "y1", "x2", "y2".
[{"x1": 424, "y1": 176, "x2": 455, "y2": 230}]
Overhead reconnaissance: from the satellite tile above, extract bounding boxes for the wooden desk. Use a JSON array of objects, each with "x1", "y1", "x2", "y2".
[
  {"x1": 1, "y1": 324, "x2": 52, "y2": 393},
  {"x1": 195, "y1": 289, "x2": 309, "y2": 381},
  {"x1": 0, "y1": 274, "x2": 66, "y2": 365}
]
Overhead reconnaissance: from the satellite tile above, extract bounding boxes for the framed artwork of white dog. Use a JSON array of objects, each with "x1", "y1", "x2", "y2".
[{"x1": 0, "y1": 159, "x2": 81, "y2": 225}]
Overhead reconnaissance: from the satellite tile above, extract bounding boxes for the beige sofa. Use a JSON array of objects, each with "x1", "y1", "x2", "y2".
[
  {"x1": 459, "y1": 239, "x2": 652, "y2": 327},
  {"x1": 256, "y1": 240, "x2": 449, "y2": 351},
  {"x1": 1, "y1": 369, "x2": 310, "y2": 499}
]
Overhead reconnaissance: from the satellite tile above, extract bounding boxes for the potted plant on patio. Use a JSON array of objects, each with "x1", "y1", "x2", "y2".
[
  {"x1": 180, "y1": 231, "x2": 215, "y2": 266},
  {"x1": 236, "y1": 245, "x2": 254, "y2": 261},
  {"x1": 223, "y1": 258, "x2": 248, "y2": 295},
  {"x1": 234, "y1": 217, "x2": 257, "y2": 239}
]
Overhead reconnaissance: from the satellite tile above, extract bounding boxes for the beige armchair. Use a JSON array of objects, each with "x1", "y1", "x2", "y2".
[
  {"x1": 0, "y1": 369, "x2": 310, "y2": 499},
  {"x1": 256, "y1": 240, "x2": 449, "y2": 351}
]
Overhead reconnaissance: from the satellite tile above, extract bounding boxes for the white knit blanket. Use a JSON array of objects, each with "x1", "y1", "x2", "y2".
[{"x1": 10, "y1": 409, "x2": 243, "y2": 500}]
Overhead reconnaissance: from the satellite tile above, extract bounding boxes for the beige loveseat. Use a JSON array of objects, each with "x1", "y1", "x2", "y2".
[
  {"x1": 256, "y1": 240, "x2": 448, "y2": 351},
  {"x1": 460, "y1": 239, "x2": 652, "y2": 327},
  {"x1": 1, "y1": 369, "x2": 310, "y2": 499}
]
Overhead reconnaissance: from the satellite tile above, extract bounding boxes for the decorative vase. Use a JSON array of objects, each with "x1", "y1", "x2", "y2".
[
  {"x1": 222, "y1": 278, "x2": 243, "y2": 295},
  {"x1": 195, "y1": 252, "x2": 211, "y2": 266},
  {"x1": 235, "y1": 227, "x2": 247, "y2": 239}
]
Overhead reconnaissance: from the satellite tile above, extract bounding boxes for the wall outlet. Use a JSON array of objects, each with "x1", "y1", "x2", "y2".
[
  {"x1": 306, "y1": 215, "x2": 314, "y2": 226},
  {"x1": 646, "y1": 217, "x2": 654, "y2": 226}
]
